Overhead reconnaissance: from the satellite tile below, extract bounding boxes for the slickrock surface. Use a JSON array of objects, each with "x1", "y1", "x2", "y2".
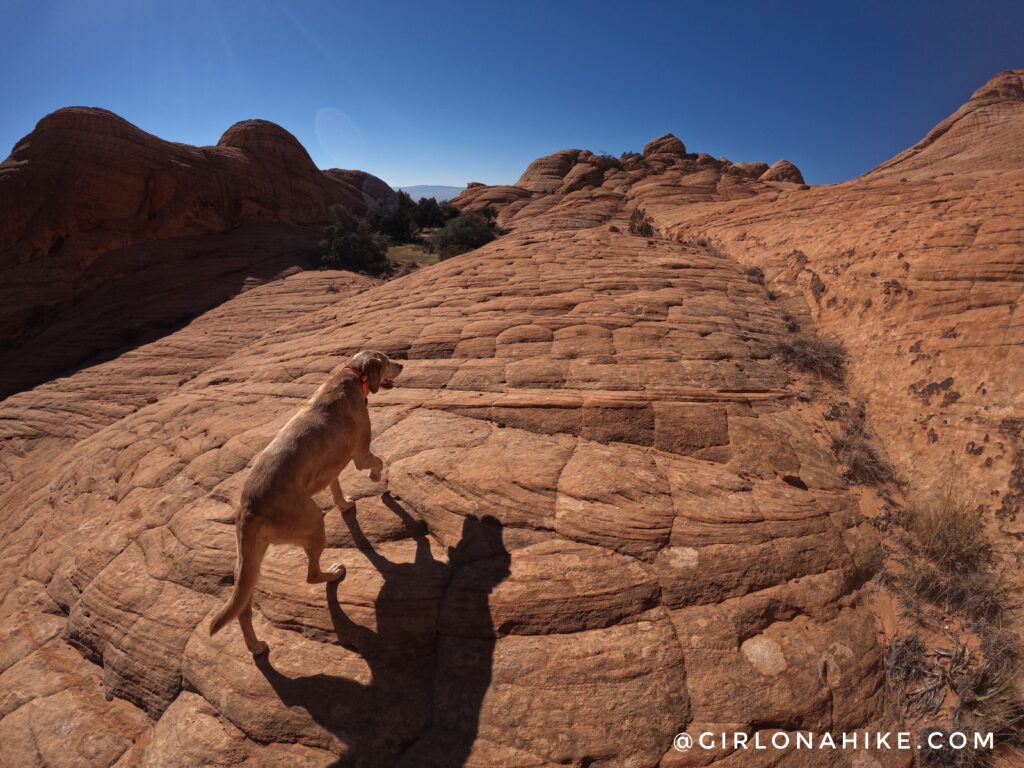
[
  {"x1": 0, "y1": 181, "x2": 900, "y2": 765},
  {"x1": 0, "y1": 108, "x2": 392, "y2": 394},
  {"x1": 0, "y1": 270, "x2": 372, "y2": 492},
  {"x1": 652, "y1": 71, "x2": 1024, "y2": 544}
]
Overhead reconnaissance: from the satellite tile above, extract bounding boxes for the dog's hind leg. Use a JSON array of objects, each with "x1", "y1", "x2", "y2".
[
  {"x1": 301, "y1": 496, "x2": 346, "y2": 583},
  {"x1": 238, "y1": 595, "x2": 268, "y2": 656},
  {"x1": 210, "y1": 527, "x2": 269, "y2": 655}
]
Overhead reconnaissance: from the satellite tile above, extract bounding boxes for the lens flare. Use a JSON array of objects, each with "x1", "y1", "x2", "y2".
[{"x1": 315, "y1": 108, "x2": 366, "y2": 169}]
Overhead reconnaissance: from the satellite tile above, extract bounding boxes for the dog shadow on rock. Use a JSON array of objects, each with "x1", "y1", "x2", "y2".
[{"x1": 256, "y1": 495, "x2": 510, "y2": 768}]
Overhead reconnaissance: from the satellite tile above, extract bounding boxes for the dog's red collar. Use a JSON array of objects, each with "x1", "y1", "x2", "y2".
[{"x1": 343, "y1": 366, "x2": 370, "y2": 396}]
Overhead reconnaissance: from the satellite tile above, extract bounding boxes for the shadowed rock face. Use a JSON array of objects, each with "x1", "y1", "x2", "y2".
[
  {"x1": 3, "y1": 72, "x2": 1021, "y2": 767},
  {"x1": 0, "y1": 108, "x2": 394, "y2": 394}
]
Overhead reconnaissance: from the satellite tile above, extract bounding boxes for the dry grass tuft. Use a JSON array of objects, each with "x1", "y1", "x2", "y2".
[
  {"x1": 900, "y1": 493, "x2": 1004, "y2": 621},
  {"x1": 980, "y1": 624, "x2": 1021, "y2": 679},
  {"x1": 906, "y1": 498, "x2": 991, "y2": 575},
  {"x1": 776, "y1": 333, "x2": 847, "y2": 381},
  {"x1": 955, "y1": 666, "x2": 1024, "y2": 747},
  {"x1": 890, "y1": 487, "x2": 1024, "y2": 766},
  {"x1": 628, "y1": 208, "x2": 654, "y2": 237},
  {"x1": 919, "y1": 667, "x2": 1024, "y2": 766},
  {"x1": 884, "y1": 634, "x2": 930, "y2": 702},
  {"x1": 829, "y1": 407, "x2": 896, "y2": 485}
]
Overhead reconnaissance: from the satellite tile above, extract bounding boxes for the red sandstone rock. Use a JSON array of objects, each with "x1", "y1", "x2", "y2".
[
  {"x1": 323, "y1": 168, "x2": 396, "y2": 213},
  {"x1": 452, "y1": 131, "x2": 804, "y2": 236},
  {"x1": 4, "y1": 71, "x2": 1023, "y2": 768},
  {"x1": 643, "y1": 133, "x2": 687, "y2": 157},
  {"x1": 0, "y1": 192, "x2": 901, "y2": 768},
  {"x1": 758, "y1": 159, "x2": 805, "y2": 184},
  {"x1": 0, "y1": 108, "x2": 392, "y2": 392},
  {"x1": 656, "y1": 70, "x2": 1024, "y2": 536},
  {"x1": 512, "y1": 148, "x2": 585, "y2": 193},
  {"x1": 732, "y1": 161, "x2": 770, "y2": 178}
]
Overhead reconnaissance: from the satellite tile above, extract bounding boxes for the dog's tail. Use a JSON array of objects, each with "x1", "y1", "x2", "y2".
[{"x1": 209, "y1": 520, "x2": 266, "y2": 637}]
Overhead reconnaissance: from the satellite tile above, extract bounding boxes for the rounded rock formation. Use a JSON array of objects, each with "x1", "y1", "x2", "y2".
[
  {"x1": 217, "y1": 119, "x2": 321, "y2": 175},
  {"x1": 732, "y1": 161, "x2": 770, "y2": 179},
  {"x1": 324, "y1": 168, "x2": 396, "y2": 214},
  {"x1": 759, "y1": 159, "x2": 805, "y2": 184},
  {"x1": 0, "y1": 107, "x2": 393, "y2": 393},
  {"x1": 642, "y1": 133, "x2": 687, "y2": 157},
  {"x1": 513, "y1": 149, "x2": 584, "y2": 193}
]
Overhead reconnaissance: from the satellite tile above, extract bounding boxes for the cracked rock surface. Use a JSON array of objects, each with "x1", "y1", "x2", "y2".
[{"x1": 0, "y1": 220, "x2": 900, "y2": 766}]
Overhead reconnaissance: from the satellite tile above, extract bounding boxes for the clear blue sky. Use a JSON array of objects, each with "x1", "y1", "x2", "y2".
[{"x1": 1, "y1": 0, "x2": 1022, "y2": 187}]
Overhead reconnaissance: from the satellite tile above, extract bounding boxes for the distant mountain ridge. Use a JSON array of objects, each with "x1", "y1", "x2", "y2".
[{"x1": 394, "y1": 184, "x2": 465, "y2": 201}]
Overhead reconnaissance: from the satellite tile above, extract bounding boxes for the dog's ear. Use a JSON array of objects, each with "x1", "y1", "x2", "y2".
[{"x1": 363, "y1": 356, "x2": 384, "y2": 394}]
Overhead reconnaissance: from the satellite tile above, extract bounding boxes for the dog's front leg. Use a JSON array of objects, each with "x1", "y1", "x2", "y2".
[
  {"x1": 330, "y1": 478, "x2": 355, "y2": 512},
  {"x1": 368, "y1": 454, "x2": 384, "y2": 482},
  {"x1": 354, "y1": 452, "x2": 385, "y2": 482}
]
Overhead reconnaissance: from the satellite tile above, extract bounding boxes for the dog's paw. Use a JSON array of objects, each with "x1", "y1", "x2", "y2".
[
  {"x1": 336, "y1": 498, "x2": 356, "y2": 513},
  {"x1": 326, "y1": 563, "x2": 346, "y2": 581},
  {"x1": 248, "y1": 640, "x2": 269, "y2": 656}
]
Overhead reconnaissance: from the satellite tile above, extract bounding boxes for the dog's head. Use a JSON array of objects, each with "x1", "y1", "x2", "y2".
[{"x1": 348, "y1": 350, "x2": 403, "y2": 394}]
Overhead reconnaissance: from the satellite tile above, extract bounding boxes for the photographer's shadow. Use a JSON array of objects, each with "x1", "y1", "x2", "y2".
[{"x1": 256, "y1": 495, "x2": 510, "y2": 768}]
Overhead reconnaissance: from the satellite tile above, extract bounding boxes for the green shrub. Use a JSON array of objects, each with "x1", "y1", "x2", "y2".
[
  {"x1": 430, "y1": 211, "x2": 497, "y2": 259},
  {"x1": 370, "y1": 190, "x2": 419, "y2": 243},
  {"x1": 413, "y1": 196, "x2": 445, "y2": 229},
  {"x1": 628, "y1": 208, "x2": 654, "y2": 236},
  {"x1": 318, "y1": 205, "x2": 391, "y2": 275},
  {"x1": 414, "y1": 196, "x2": 460, "y2": 229}
]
